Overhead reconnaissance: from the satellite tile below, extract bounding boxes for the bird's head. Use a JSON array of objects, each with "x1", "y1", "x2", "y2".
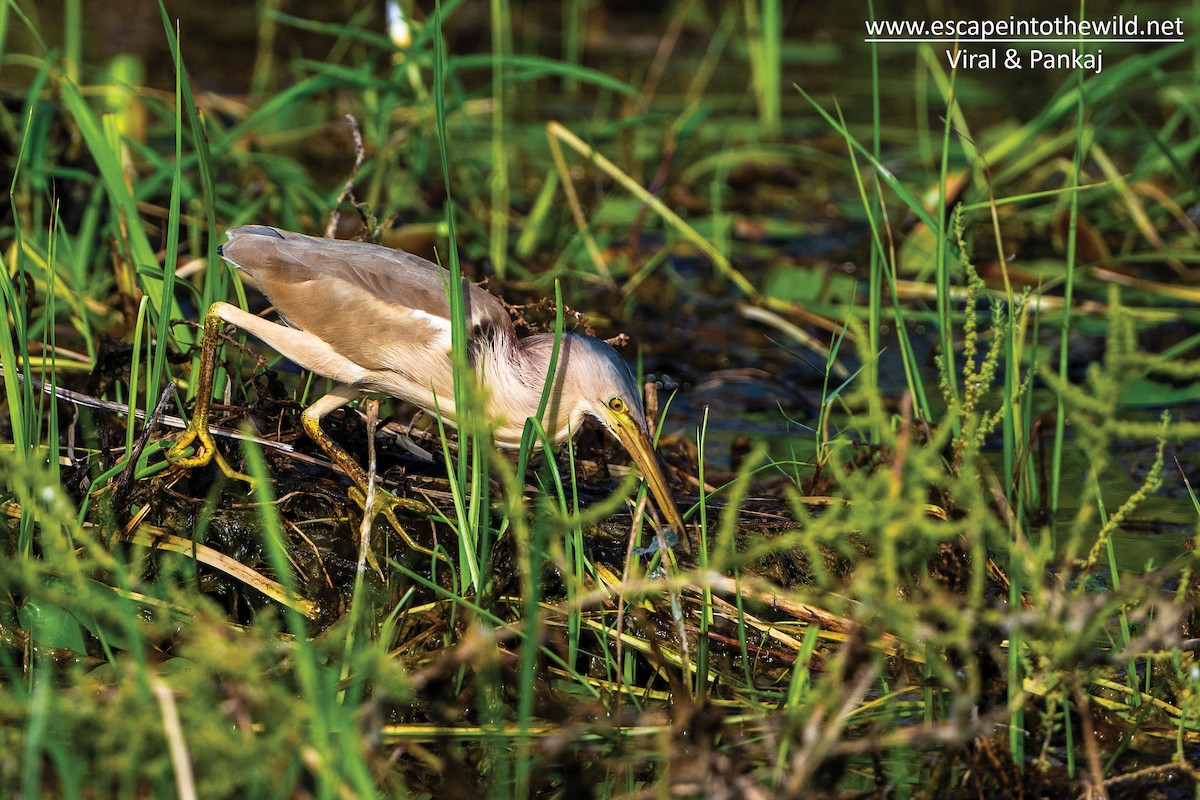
[
  {"x1": 558, "y1": 334, "x2": 648, "y2": 433},
  {"x1": 548, "y1": 335, "x2": 689, "y2": 546}
]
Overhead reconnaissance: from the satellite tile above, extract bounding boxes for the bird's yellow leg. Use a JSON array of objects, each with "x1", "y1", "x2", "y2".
[
  {"x1": 302, "y1": 387, "x2": 444, "y2": 563},
  {"x1": 167, "y1": 302, "x2": 256, "y2": 488}
]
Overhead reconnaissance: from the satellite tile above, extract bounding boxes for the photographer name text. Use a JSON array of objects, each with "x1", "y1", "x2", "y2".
[{"x1": 947, "y1": 46, "x2": 1103, "y2": 74}]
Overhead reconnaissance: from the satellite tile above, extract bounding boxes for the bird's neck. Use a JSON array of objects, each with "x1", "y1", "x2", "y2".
[{"x1": 480, "y1": 332, "x2": 584, "y2": 448}]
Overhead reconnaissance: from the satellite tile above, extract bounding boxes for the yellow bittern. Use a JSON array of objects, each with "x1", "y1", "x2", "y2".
[{"x1": 168, "y1": 225, "x2": 688, "y2": 548}]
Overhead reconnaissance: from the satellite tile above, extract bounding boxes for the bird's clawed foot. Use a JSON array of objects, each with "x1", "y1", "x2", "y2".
[
  {"x1": 167, "y1": 421, "x2": 256, "y2": 490},
  {"x1": 165, "y1": 302, "x2": 256, "y2": 490},
  {"x1": 347, "y1": 486, "x2": 448, "y2": 565}
]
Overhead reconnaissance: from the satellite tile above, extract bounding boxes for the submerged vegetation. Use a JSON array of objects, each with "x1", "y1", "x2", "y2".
[{"x1": 2, "y1": 0, "x2": 1200, "y2": 796}]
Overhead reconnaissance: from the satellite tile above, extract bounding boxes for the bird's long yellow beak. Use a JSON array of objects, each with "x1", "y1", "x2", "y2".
[{"x1": 607, "y1": 408, "x2": 689, "y2": 551}]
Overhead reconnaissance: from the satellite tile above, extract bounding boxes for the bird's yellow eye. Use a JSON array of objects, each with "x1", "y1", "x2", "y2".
[{"x1": 607, "y1": 397, "x2": 627, "y2": 413}]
